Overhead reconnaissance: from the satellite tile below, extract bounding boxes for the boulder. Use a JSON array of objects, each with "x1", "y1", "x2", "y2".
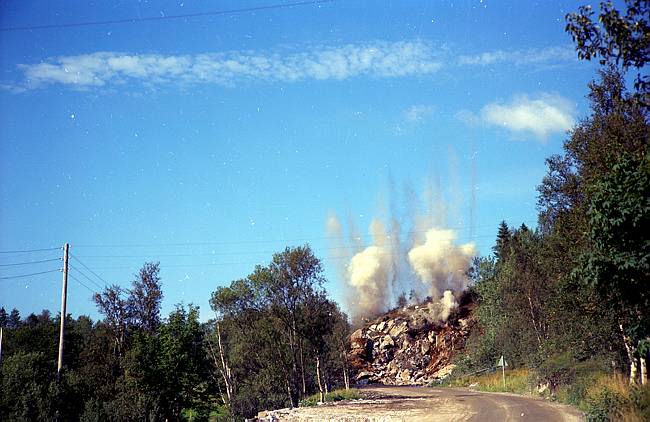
[
  {"x1": 379, "y1": 335, "x2": 394, "y2": 349},
  {"x1": 398, "y1": 369, "x2": 411, "y2": 382},
  {"x1": 350, "y1": 329, "x2": 366, "y2": 349},
  {"x1": 389, "y1": 322, "x2": 408, "y2": 338},
  {"x1": 387, "y1": 360, "x2": 398, "y2": 375},
  {"x1": 419, "y1": 339, "x2": 431, "y2": 355},
  {"x1": 401, "y1": 336, "x2": 413, "y2": 351},
  {"x1": 409, "y1": 316, "x2": 427, "y2": 332},
  {"x1": 356, "y1": 371, "x2": 376, "y2": 381},
  {"x1": 431, "y1": 363, "x2": 456, "y2": 379}
]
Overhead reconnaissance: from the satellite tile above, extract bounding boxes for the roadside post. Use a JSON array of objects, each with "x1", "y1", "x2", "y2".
[{"x1": 497, "y1": 356, "x2": 508, "y2": 388}]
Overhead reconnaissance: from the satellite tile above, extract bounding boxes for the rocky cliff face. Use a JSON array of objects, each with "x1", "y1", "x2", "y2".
[{"x1": 348, "y1": 293, "x2": 475, "y2": 386}]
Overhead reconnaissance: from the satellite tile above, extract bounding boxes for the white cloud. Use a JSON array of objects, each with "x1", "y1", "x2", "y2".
[
  {"x1": 458, "y1": 45, "x2": 576, "y2": 66},
  {"x1": 14, "y1": 40, "x2": 443, "y2": 90},
  {"x1": 404, "y1": 104, "x2": 436, "y2": 122},
  {"x1": 480, "y1": 93, "x2": 575, "y2": 140}
]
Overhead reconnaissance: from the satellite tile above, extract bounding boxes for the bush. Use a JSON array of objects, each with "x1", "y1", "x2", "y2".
[
  {"x1": 583, "y1": 373, "x2": 632, "y2": 420},
  {"x1": 299, "y1": 389, "x2": 360, "y2": 407},
  {"x1": 628, "y1": 383, "x2": 650, "y2": 422},
  {"x1": 536, "y1": 352, "x2": 577, "y2": 392},
  {"x1": 578, "y1": 374, "x2": 649, "y2": 421},
  {"x1": 549, "y1": 359, "x2": 609, "y2": 406}
]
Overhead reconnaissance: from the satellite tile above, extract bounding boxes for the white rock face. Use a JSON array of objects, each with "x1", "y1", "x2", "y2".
[{"x1": 349, "y1": 296, "x2": 475, "y2": 386}]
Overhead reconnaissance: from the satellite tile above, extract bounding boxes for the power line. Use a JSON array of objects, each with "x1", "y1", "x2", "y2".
[
  {"x1": 0, "y1": 247, "x2": 61, "y2": 254},
  {"x1": 0, "y1": 0, "x2": 335, "y2": 32},
  {"x1": 69, "y1": 254, "x2": 111, "y2": 287},
  {"x1": 0, "y1": 258, "x2": 61, "y2": 267},
  {"x1": 67, "y1": 273, "x2": 96, "y2": 294},
  {"x1": 0, "y1": 269, "x2": 61, "y2": 280},
  {"x1": 68, "y1": 266, "x2": 106, "y2": 291},
  {"x1": 73, "y1": 229, "x2": 505, "y2": 250}
]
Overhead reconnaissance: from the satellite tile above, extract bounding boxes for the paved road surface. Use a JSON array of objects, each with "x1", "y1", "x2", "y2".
[{"x1": 261, "y1": 385, "x2": 583, "y2": 421}]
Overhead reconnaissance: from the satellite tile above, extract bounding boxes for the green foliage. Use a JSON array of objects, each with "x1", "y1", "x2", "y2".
[
  {"x1": 536, "y1": 352, "x2": 578, "y2": 392},
  {"x1": 128, "y1": 262, "x2": 163, "y2": 334},
  {"x1": 583, "y1": 374, "x2": 636, "y2": 421},
  {"x1": 299, "y1": 389, "x2": 360, "y2": 407},
  {"x1": 577, "y1": 153, "x2": 650, "y2": 341},
  {"x1": 565, "y1": 0, "x2": 649, "y2": 97},
  {"x1": 0, "y1": 352, "x2": 55, "y2": 420},
  {"x1": 122, "y1": 304, "x2": 210, "y2": 420},
  {"x1": 209, "y1": 245, "x2": 351, "y2": 419},
  {"x1": 465, "y1": 2, "x2": 649, "y2": 413}
]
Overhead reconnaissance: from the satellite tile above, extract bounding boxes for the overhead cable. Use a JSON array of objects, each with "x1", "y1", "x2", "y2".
[
  {"x1": 0, "y1": 258, "x2": 61, "y2": 267},
  {"x1": 0, "y1": 0, "x2": 334, "y2": 32},
  {"x1": 68, "y1": 273, "x2": 96, "y2": 294},
  {"x1": 0, "y1": 269, "x2": 61, "y2": 280},
  {"x1": 70, "y1": 254, "x2": 111, "y2": 287},
  {"x1": 69, "y1": 265, "x2": 106, "y2": 291},
  {"x1": 0, "y1": 247, "x2": 61, "y2": 254}
]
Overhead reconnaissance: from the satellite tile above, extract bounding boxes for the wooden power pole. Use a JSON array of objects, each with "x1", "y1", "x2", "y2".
[{"x1": 57, "y1": 243, "x2": 69, "y2": 378}]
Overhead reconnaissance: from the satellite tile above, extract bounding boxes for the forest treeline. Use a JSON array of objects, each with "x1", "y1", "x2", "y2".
[
  {"x1": 0, "y1": 246, "x2": 350, "y2": 420},
  {"x1": 459, "y1": 2, "x2": 649, "y2": 418},
  {"x1": 466, "y1": 64, "x2": 648, "y2": 375},
  {"x1": 1, "y1": 1, "x2": 648, "y2": 421}
]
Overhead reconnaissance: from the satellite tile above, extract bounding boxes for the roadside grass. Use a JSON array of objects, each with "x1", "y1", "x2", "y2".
[
  {"x1": 576, "y1": 373, "x2": 650, "y2": 421},
  {"x1": 443, "y1": 363, "x2": 650, "y2": 421},
  {"x1": 299, "y1": 388, "x2": 361, "y2": 407},
  {"x1": 442, "y1": 368, "x2": 535, "y2": 395}
]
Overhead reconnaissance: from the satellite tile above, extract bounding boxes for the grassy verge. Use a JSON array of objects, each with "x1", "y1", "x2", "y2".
[
  {"x1": 442, "y1": 368, "x2": 535, "y2": 395},
  {"x1": 299, "y1": 388, "x2": 361, "y2": 407},
  {"x1": 442, "y1": 366, "x2": 650, "y2": 421}
]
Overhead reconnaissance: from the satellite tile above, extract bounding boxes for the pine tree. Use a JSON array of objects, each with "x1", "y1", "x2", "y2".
[
  {"x1": 7, "y1": 308, "x2": 21, "y2": 329},
  {"x1": 493, "y1": 221, "x2": 511, "y2": 260}
]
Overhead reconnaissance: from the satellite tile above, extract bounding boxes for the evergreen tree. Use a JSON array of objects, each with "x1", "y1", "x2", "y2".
[
  {"x1": 7, "y1": 308, "x2": 21, "y2": 329},
  {"x1": 493, "y1": 221, "x2": 511, "y2": 259}
]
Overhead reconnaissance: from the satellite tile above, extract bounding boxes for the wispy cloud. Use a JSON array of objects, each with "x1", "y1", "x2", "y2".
[
  {"x1": 479, "y1": 93, "x2": 575, "y2": 140},
  {"x1": 404, "y1": 104, "x2": 436, "y2": 122},
  {"x1": 13, "y1": 40, "x2": 443, "y2": 90},
  {"x1": 458, "y1": 45, "x2": 576, "y2": 67},
  {"x1": 8, "y1": 42, "x2": 580, "y2": 92}
]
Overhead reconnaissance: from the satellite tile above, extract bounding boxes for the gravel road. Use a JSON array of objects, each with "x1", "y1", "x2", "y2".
[{"x1": 260, "y1": 386, "x2": 583, "y2": 421}]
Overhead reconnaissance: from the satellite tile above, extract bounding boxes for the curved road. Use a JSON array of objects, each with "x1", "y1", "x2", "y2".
[{"x1": 261, "y1": 386, "x2": 583, "y2": 421}]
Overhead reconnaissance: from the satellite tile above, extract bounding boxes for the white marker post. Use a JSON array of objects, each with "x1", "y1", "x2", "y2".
[{"x1": 497, "y1": 355, "x2": 507, "y2": 389}]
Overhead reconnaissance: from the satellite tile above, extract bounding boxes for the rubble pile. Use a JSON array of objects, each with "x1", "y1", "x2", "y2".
[{"x1": 349, "y1": 294, "x2": 475, "y2": 385}]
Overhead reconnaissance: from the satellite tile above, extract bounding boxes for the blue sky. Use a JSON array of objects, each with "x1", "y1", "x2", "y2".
[{"x1": 0, "y1": 0, "x2": 601, "y2": 321}]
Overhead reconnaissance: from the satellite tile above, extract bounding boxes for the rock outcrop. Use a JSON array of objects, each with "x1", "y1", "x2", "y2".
[{"x1": 349, "y1": 293, "x2": 475, "y2": 385}]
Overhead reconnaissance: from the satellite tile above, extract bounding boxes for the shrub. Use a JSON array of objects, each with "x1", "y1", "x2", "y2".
[
  {"x1": 584, "y1": 373, "x2": 632, "y2": 421},
  {"x1": 299, "y1": 389, "x2": 360, "y2": 407},
  {"x1": 536, "y1": 352, "x2": 577, "y2": 392}
]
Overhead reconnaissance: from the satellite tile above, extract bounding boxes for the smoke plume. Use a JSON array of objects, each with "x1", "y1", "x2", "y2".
[
  {"x1": 408, "y1": 228, "x2": 476, "y2": 299},
  {"x1": 347, "y1": 219, "x2": 392, "y2": 317},
  {"x1": 426, "y1": 290, "x2": 458, "y2": 321},
  {"x1": 328, "y1": 158, "x2": 478, "y2": 322}
]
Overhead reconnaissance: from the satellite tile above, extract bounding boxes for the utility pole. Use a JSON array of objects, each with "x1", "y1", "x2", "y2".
[
  {"x1": 0, "y1": 326, "x2": 3, "y2": 365},
  {"x1": 57, "y1": 243, "x2": 69, "y2": 378}
]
